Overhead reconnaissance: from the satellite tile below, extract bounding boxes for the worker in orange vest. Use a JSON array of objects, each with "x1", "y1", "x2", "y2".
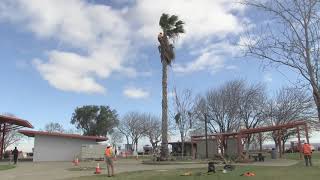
[
  {"x1": 105, "y1": 143, "x2": 114, "y2": 177},
  {"x1": 302, "y1": 142, "x2": 312, "y2": 166}
]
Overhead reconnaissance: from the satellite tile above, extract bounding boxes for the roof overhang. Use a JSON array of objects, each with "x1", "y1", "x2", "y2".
[
  {"x1": 19, "y1": 130, "x2": 107, "y2": 142},
  {"x1": 0, "y1": 115, "x2": 33, "y2": 129}
]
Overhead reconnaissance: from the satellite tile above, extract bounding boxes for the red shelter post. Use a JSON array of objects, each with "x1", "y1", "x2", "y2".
[
  {"x1": 297, "y1": 126, "x2": 302, "y2": 160},
  {"x1": 304, "y1": 124, "x2": 309, "y2": 144},
  {"x1": 0, "y1": 124, "x2": 6, "y2": 159}
]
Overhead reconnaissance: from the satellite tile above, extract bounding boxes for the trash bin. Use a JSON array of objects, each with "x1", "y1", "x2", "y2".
[{"x1": 271, "y1": 148, "x2": 277, "y2": 159}]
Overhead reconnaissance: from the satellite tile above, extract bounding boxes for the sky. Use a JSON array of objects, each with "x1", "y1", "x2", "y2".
[{"x1": 0, "y1": 0, "x2": 318, "y2": 151}]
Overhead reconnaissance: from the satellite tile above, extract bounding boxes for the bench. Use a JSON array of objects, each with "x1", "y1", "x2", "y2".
[{"x1": 250, "y1": 153, "x2": 266, "y2": 162}]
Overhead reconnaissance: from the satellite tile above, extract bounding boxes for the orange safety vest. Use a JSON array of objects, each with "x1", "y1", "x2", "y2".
[
  {"x1": 105, "y1": 147, "x2": 113, "y2": 157},
  {"x1": 303, "y1": 144, "x2": 312, "y2": 155}
]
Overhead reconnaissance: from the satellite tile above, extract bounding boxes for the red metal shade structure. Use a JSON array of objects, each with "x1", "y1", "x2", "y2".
[
  {"x1": 0, "y1": 115, "x2": 33, "y2": 159},
  {"x1": 191, "y1": 121, "x2": 309, "y2": 159}
]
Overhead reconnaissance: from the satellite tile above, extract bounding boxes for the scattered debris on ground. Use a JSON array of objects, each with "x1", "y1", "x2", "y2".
[{"x1": 241, "y1": 172, "x2": 256, "y2": 177}]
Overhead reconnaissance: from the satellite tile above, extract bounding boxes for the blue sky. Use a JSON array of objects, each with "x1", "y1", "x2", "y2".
[{"x1": 0, "y1": 0, "x2": 317, "y2": 150}]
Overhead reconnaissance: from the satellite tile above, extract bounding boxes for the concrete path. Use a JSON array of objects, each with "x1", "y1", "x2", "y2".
[{"x1": 0, "y1": 159, "x2": 299, "y2": 180}]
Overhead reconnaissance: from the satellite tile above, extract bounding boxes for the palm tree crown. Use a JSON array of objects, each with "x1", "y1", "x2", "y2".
[
  {"x1": 158, "y1": 14, "x2": 185, "y2": 65},
  {"x1": 159, "y1": 13, "x2": 185, "y2": 39}
]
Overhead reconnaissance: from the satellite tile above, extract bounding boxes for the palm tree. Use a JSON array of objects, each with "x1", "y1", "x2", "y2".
[{"x1": 158, "y1": 13, "x2": 185, "y2": 160}]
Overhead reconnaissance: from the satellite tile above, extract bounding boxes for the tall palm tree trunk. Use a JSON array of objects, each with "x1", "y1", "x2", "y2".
[{"x1": 160, "y1": 59, "x2": 169, "y2": 160}]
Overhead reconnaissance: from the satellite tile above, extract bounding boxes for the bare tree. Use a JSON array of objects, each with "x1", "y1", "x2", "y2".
[
  {"x1": 242, "y1": 0, "x2": 320, "y2": 122},
  {"x1": 0, "y1": 113, "x2": 23, "y2": 152},
  {"x1": 120, "y1": 112, "x2": 146, "y2": 152},
  {"x1": 206, "y1": 80, "x2": 243, "y2": 133},
  {"x1": 172, "y1": 88, "x2": 194, "y2": 157},
  {"x1": 143, "y1": 114, "x2": 162, "y2": 151},
  {"x1": 264, "y1": 86, "x2": 315, "y2": 152},
  {"x1": 118, "y1": 121, "x2": 132, "y2": 150},
  {"x1": 110, "y1": 129, "x2": 123, "y2": 149},
  {"x1": 1, "y1": 129, "x2": 23, "y2": 152},
  {"x1": 192, "y1": 96, "x2": 209, "y2": 135},
  {"x1": 238, "y1": 83, "x2": 267, "y2": 150},
  {"x1": 45, "y1": 122, "x2": 64, "y2": 133}
]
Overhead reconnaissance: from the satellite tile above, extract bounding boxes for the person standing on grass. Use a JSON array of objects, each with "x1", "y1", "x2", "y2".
[
  {"x1": 302, "y1": 142, "x2": 312, "y2": 166},
  {"x1": 12, "y1": 147, "x2": 19, "y2": 165},
  {"x1": 105, "y1": 143, "x2": 115, "y2": 177}
]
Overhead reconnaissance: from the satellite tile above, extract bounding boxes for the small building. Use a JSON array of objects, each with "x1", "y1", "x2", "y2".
[
  {"x1": 190, "y1": 136, "x2": 239, "y2": 159},
  {"x1": 194, "y1": 139, "x2": 218, "y2": 159},
  {"x1": 169, "y1": 142, "x2": 193, "y2": 156},
  {"x1": 19, "y1": 130, "x2": 107, "y2": 162}
]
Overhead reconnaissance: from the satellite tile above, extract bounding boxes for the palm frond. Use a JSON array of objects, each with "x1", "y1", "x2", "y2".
[
  {"x1": 159, "y1": 13, "x2": 185, "y2": 39},
  {"x1": 159, "y1": 13, "x2": 170, "y2": 30},
  {"x1": 175, "y1": 20, "x2": 184, "y2": 26},
  {"x1": 168, "y1": 15, "x2": 179, "y2": 26}
]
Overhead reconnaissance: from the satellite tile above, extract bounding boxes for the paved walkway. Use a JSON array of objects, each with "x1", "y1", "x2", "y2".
[{"x1": 0, "y1": 159, "x2": 299, "y2": 180}]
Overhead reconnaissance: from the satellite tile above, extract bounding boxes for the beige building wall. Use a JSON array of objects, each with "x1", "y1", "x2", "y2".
[{"x1": 33, "y1": 135, "x2": 98, "y2": 162}]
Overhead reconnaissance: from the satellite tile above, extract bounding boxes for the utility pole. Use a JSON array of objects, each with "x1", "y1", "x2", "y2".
[{"x1": 204, "y1": 113, "x2": 208, "y2": 159}]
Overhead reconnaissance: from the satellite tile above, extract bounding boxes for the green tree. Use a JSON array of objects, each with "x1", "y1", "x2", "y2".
[
  {"x1": 71, "y1": 105, "x2": 119, "y2": 136},
  {"x1": 158, "y1": 13, "x2": 185, "y2": 160}
]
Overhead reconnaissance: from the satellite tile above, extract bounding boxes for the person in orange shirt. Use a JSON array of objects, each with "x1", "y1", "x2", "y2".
[
  {"x1": 105, "y1": 143, "x2": 115, "y2": 177},
  {"x1": 302, "y1": 142, "x2": 312, "y2": 166}
]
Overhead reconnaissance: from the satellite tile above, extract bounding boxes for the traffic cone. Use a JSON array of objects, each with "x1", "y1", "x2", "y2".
[{"x1": 94, "y1": 163, "x2": 101, "y2": 174}]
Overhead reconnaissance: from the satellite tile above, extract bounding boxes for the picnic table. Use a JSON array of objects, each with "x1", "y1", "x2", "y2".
[{"x1": 250, "y1": 153, "x2": 266, "y2": 162}]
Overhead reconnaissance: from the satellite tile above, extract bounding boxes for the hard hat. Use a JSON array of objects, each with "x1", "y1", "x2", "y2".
[{"x1": 106, "y1": 143, "x2": 111, "y2": 147}]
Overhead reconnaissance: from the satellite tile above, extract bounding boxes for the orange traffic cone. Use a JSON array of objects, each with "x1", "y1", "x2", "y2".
[{"x1": 94, "y1": 163, "x2": 101, "y2": 174}]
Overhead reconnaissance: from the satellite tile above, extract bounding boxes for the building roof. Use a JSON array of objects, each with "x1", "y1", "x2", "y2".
[
  {"x1": 169, "y1": 141, "x2": 193, "y2": 144},
  {"x1": 0, "y1": 115, "x2": 34, "y2": 129},
  {"x1": 18, "y1": 130, "x2": 107, "y2": 142}
]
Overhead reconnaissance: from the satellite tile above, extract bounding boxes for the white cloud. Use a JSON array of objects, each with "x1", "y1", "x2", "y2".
[
  {"x1": 123, "y1": 87, "x2": 150, "y2": 99},
  {"x1": 173, "y1": 42, "x2": 239, "y2": 74},
  {"x1": 264, "y1": 73, "x2": 273, "y2": 83},
  {"x1": 130, "y1": 0, "x2": 247, "y2": 75},
  {"x1": 0, "y1": 0, "x2": 248, "y2": 93},
  {"x1": 173, "y1": 53, "x2": 224, "y2": 74},
  {"x1": 1, "y1": 0, "x2": 132, "y2": 94},
  {"x1": 130, "y1": 0, "x2": 246, "y2": 44}
]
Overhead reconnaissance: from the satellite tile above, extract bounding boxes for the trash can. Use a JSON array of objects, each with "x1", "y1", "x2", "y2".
[{"x1": 271, "y1": 148, "x2": 277, "y2": 159}]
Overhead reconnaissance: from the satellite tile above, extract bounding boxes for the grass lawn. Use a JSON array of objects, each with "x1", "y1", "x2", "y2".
[
  {"x1": 0, "y1": 165, "x2": 15, "y2": 171},
  {"x1": 69, "y1": 153, "x2": 320, "y2": 180}
]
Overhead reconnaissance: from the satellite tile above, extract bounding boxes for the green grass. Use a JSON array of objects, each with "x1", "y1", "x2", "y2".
[
  {"x1": 68, "y1": 152, "x2": 320, "y2": 180},
  {"x1": 285, "y1": 152, "x2": 320, "y2": 160},
  {"x1": 0, "y1": 165, "x2": 15, "y2": 171}
]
